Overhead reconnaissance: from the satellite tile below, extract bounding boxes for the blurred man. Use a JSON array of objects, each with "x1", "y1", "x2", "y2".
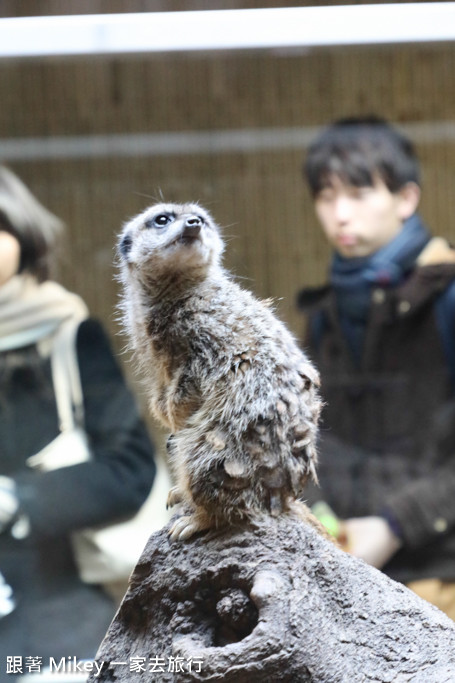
[{"x1": 299, "y1": 116, "x2": 455, "y2": 618}]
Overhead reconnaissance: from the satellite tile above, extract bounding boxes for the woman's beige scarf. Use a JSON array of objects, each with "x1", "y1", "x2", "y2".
[{"x1": 0, "y1": 275, "x2": 88, "y2": 353}]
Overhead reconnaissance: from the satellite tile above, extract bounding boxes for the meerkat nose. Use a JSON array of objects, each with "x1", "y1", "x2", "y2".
[
  {"x1": 182, "y1": 216, "x2": 203, "y2": 238},
  {"x1": 186, "y1": 215, "x2": 203, "y2": 228}
]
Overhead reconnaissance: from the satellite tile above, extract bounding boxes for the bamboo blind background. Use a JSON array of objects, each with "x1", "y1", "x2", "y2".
[{"x1": 1, "y1": 1, "x2": 455, "y2": 379}]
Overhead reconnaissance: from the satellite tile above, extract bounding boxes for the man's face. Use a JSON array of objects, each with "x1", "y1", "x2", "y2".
[{"x1": 314, "y1": 175, "x2": 414, "y2": 258}]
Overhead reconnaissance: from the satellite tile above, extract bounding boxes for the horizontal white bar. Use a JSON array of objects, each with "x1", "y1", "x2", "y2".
[
  {"x1": 0, "y1": 4, "x2": 454, "y2": 58},
  {"x1": 0, "y1": 128, "x2": 319, "y2": 161},
  {"x1": 2, "y1": 122, "x2": 455, "y2": 162}
]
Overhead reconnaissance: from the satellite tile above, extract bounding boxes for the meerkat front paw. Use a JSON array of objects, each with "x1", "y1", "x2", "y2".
[
  {"x1": 166, "y1": 486, "x2": 183, "y2": 509},
  {"x1": 169, "y1": 511, "x2": 213, "y2": 542}
]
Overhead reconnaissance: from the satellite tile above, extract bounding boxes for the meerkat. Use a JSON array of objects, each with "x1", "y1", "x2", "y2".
[{"x1": 118, "y1": 202, "x2": 322, "y2": 541}]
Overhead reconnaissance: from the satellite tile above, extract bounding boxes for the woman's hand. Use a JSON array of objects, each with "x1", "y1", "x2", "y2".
[{"x1": 0, "y1": 476, "x2": 19, "y2": 534}]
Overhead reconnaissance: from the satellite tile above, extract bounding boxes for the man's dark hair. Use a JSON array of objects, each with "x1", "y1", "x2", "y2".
[{"x1": 303, "y1": 116, "x2": 420, "y2": 197}]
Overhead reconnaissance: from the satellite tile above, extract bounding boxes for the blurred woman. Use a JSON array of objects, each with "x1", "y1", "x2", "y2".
[{"x1": 0, "y1": 166, "x2": 156, "y2": 673}]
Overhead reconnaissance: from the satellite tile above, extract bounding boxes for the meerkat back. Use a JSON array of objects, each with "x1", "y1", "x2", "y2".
[{"x1": 118, "y1": 202, "x2": 322, "y2": 540}]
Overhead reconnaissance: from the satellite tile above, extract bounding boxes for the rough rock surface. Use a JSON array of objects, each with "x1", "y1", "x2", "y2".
[{"x1": 89, "y1": 516, "x2": 455, "y2": 682}]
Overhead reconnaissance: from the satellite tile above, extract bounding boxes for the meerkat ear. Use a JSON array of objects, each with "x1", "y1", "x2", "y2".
[
  {"x1": 119, "y1": 233, "x2": 133, "y2": 258},
  {"x1": 298, "y1": 362, "x2": 320, "y2": 387}
]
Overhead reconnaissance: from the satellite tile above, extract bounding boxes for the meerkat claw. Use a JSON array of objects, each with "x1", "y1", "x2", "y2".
[
  {"x1": 169, "y1": 515, "x2": 197, "y2": 541},
  {"x1": 169, "y1": 513, "x2": 213, "y2": 541},
  {"x1": 166, "y1": 486, "x2": 183, "y2": 509}
]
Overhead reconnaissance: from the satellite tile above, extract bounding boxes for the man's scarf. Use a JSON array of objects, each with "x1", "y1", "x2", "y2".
[{"x1": 329, "y1": 214, "x2": 431, "y2": 362}]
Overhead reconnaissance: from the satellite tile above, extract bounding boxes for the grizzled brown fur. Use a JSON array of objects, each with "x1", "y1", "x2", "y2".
[{"x1": 118, "y1": 202, "x2": 322, "y2": 540}]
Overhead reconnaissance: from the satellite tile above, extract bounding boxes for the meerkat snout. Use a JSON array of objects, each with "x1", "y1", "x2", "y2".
[
  {"x1": 179, "y1": 215, "x2": 203, "y2": 244},
  {"x1": 184, "y1": 215, "x2": 203, "y2": 230}
]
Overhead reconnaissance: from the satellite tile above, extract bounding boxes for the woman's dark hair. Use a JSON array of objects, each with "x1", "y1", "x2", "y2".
[
  {"x1": 304, "y1": 116, "x2": 420, "y2": 197},
  {"x1": 0, "y1": 165, "x2": 63, "y2": 281}
]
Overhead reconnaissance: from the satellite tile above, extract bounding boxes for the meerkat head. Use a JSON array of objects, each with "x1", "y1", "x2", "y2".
[{"x1": 118, "y1": 202, "x2": 224, "y2": 287}]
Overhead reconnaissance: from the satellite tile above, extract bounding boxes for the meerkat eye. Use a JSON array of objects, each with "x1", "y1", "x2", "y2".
[{"x1": 145, "y1": 213, "x2": 175, "y2": 229}]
